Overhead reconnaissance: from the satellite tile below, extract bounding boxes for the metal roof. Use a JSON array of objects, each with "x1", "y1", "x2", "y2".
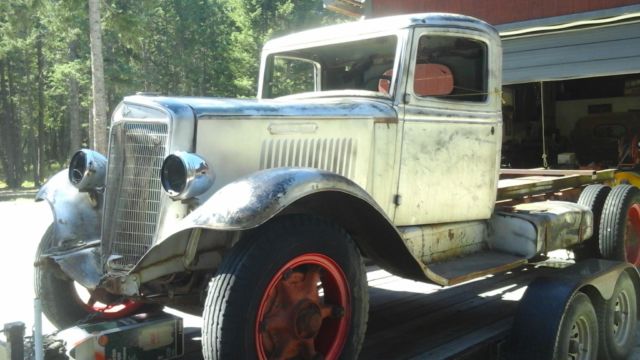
[
  {"x1": 498, "y1": 5, "x2": 640, "y2": 84},
  {"x1": 497, "y1": 4, "x2": 640, "y2": 36}
]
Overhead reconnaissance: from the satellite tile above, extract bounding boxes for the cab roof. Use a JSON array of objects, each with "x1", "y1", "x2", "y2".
[{"x1": 263, "y1": 13, "x2": 499, "y2": 52}]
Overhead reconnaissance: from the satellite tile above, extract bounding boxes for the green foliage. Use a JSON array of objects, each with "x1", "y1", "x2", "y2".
[
  {"x1": 0, "y1": 0, "x2": 346, "y2": 189},
  {"x1": 224, "y1": 0, "x2": 344, "y2": 96}
]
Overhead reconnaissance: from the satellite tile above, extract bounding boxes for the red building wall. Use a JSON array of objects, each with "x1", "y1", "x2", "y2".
[{"x1": 370, "y1": 0, "x2": 640, "y2": 24}]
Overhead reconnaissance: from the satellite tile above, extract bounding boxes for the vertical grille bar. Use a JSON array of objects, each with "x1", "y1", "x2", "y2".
[{"x1": 102, "y1": 122, "x2": 168, "y2": 269}]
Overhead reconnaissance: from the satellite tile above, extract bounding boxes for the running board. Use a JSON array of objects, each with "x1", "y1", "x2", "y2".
[{"x1": 424, "y1": 251, "x2": 527, "y2": 286}]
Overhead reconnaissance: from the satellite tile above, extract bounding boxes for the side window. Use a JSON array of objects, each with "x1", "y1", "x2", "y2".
[
  {"x1": 414, "y1": 35, "x2": 488, "y2": 102},
  {"x1": 270, "y1": 56, "x2": 317, "y2": 98}
]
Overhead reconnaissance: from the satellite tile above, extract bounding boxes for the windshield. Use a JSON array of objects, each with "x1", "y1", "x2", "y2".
[{"x1": 262, "y1": 35, "x2": 398, "y2": 99}]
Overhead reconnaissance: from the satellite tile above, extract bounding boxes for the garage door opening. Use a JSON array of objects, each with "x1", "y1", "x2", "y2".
[{"x1": 502, "y1": 74, "x2": 640, "y2": 170}]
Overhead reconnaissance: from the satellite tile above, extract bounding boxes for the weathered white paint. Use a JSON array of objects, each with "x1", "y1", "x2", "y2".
[{"x1": 399, "y1": 221, "x2": 487, "y2": 264}]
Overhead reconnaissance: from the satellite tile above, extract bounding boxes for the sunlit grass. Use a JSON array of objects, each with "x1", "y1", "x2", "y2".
[
  {"x1": 20, "y1": 180, "x2": 36, "y2": 188},
  {"x1": 0, "y1": 161, "x2": 64, "y2": 190},
  {"x1": 0, "y1": 180, "x2": 38, "y2": 189}
]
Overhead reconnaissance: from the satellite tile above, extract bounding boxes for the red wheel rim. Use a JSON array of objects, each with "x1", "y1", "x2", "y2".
[
  {"x1": 625, "y1": 204, "x2": 640, "y2": 266},
  {"x1": 74, "y1": 283, "x2": 143, "y2": 319},
  {"x1": 255, "y1": 253, "x2": 351, "y2": 360}
]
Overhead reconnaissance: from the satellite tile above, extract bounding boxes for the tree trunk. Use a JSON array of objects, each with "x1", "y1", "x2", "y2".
[
  {"x1": 0, "y1": 59, "x2": 24, "y2": 188},
  {"x1": 88, "y1": 0, "x2": 108, "y2": 153},
  {"x1": 0, "y1": 59, "x2": 9, "y2": 185},
  {"x1": 35, "y1": 24, "x2": 45, "y2": 186},
  {"x1": 68, "y1": 41, "x2": 82, "y2": 154}
]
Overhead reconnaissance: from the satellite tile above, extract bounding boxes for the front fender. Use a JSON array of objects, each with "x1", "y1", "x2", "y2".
[
  {"x1": 133, "y1": 168, "x2": 426, "y2": 283},
  {"x1": 36, "y1": 170, "x2": 102, "y2": 248},
  {"x1": 181, "y1": 167, "x2": 381, "y2": 231}
]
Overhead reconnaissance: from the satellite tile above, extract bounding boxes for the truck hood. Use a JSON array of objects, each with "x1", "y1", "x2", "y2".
[{"x1": 123, "y1": 92, "x2": 398, "y2": 120}]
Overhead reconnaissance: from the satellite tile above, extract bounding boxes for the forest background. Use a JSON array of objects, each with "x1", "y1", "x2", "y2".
[{"x1": 0, "y1": 0, "x2": 344, "y2": 189}]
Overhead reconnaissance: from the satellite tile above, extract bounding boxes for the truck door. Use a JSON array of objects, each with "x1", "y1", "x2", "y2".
[{"x1": 394, "y1": 30, "x2": 502, "y2": 226}]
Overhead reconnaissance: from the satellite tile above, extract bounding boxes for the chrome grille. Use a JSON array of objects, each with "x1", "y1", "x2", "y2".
[{"x1": 102, "y1": 122, "x2": 168, "y2": 269}]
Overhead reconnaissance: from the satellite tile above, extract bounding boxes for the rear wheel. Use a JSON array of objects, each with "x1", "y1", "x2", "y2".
[
  {"x1": 599, "y1": 185, "x2": 640, "y2": 265},
  {"x1": 575, "y1": 185, "x2": 611, "y2": 260},
  {"x1": 34, "y1": 226, "x2": 145, "y2": 329},
  {"x1": 554, "y1": 292, "x2": 598, "y2": 360},
  {"x1": 202, "y1": 215, "x2": 368, "y2": 360},
  {"x1": 596, "y1": 271, "x2": 637, "y2": 360}
]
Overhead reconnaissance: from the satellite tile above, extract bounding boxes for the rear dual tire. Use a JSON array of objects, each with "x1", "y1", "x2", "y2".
[
  {"x1": 575, "y1": 184, "x2": 611, "y2": 260},
  {"x1": 599, "y1": 184, "x2": 640, "y2": 265},
  {"x1": 576, "y1": 185, "x2": 640, "y2": 359}
]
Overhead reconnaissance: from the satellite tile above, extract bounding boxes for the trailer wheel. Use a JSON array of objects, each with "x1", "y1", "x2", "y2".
[
  {"x1": 575, "y1": 184, "x2": 611, "y2": 260},
  {"x1": 34, "y1": 226, "x2": 145, "y2": 329},
  {"x1": 596, "y1": 271, "x2": 637, "y2": 360},
  {"x1": 554, "y1": 292, "x2": 598, "y2": 360},
  {"x1": 202, "y1": 215, "x2": 368, "y2": 360},
  {"x1": 599, "y1": 184, "x2": 640, "y2": 265}
]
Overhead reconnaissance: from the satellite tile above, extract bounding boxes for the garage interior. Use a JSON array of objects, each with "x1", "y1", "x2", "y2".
[
  {"x1": 499, "y1": 9, "x2": 640, "y2": 170},
  {"x1": 502, "y1": 75, "x2": 640, "y2": 169}
]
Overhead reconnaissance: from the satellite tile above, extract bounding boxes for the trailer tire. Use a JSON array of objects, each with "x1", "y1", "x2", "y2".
[
  {"x1": 554, "y1": 292, "x2": 598, "y2": 360},
  {"x1": 575, "y1": 184, "x2": 611, "y2": 260},
  {"x1": 599, "y1": 184, "x2": 640, "y2": 265},
  {"x1": 596, "y1": 271, "x2": 637, "y2": 360},
  {"x1": 34, "y1": 226, "x2": 148, "y2": 329},
  {"x1": 202, "y1": 215, "x2": 368, "y2": 360}
]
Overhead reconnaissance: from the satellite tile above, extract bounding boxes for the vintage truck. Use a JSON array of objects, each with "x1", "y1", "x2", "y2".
[{"x1": 35, "y1": 13, "x2": 640, "y2": 360}]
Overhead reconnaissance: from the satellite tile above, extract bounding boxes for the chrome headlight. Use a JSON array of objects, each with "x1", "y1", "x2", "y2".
[
  {"x1": 68, "y1": 149, "x2": 108, "y2": 191},
  {"x1": 161, "y1": 152, "x2": 215, "y2": 200}
]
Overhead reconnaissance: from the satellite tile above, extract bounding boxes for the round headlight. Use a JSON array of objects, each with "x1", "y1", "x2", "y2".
[
  {"x1": 161, "y1": 152, "x2": 214, "y2": 200},
  {"x1": 68, "y1": 149, "x2": 107, "y2": 191}
]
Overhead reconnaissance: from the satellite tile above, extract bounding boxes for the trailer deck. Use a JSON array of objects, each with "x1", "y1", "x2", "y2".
[{"x1": 360, "y1": 263, "x2": 559, "y2": 359}]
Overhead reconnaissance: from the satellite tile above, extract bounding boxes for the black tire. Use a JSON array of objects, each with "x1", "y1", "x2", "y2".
[
  {"x1": 34, "y1": 226, "x2": 153, "y2": 329},
  {"x1": 596, "y1": 271, "x2": 638, "y2": 360},
  {"x1": 35, "y1": 226, "x2": 94, "y2": 329},
  {"x1": 553, "y1": 292, "x2": 598, "y2": 360},
  {"x1": 574, "y1": 184, "x2": 611, "y2": 260},
  {"x1": 202, "y1": 215, "x2": 368, "y2": 360},
  {"x1": 599, "y1": 184, "x2": 640, "y2": 265}
]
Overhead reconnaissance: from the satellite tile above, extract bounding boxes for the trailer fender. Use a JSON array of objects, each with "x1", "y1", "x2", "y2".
[
  {"x1": 134, "y1": 168, "x2": 426, "y2": 283},
  {"x1": 508, "y1": 259, "x2": 640, "y2": 359},
  {"x1": 35, "y1": 169, "x2": 102, "y2": 248}
]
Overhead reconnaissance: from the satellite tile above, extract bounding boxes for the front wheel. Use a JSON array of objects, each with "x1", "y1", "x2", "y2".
[
  {"x1": 202, "y1": 215, "x2": 368, "y2": 360},
  {"x1": 34, "y1": 226, "x2": 145, "y2": 329}
]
